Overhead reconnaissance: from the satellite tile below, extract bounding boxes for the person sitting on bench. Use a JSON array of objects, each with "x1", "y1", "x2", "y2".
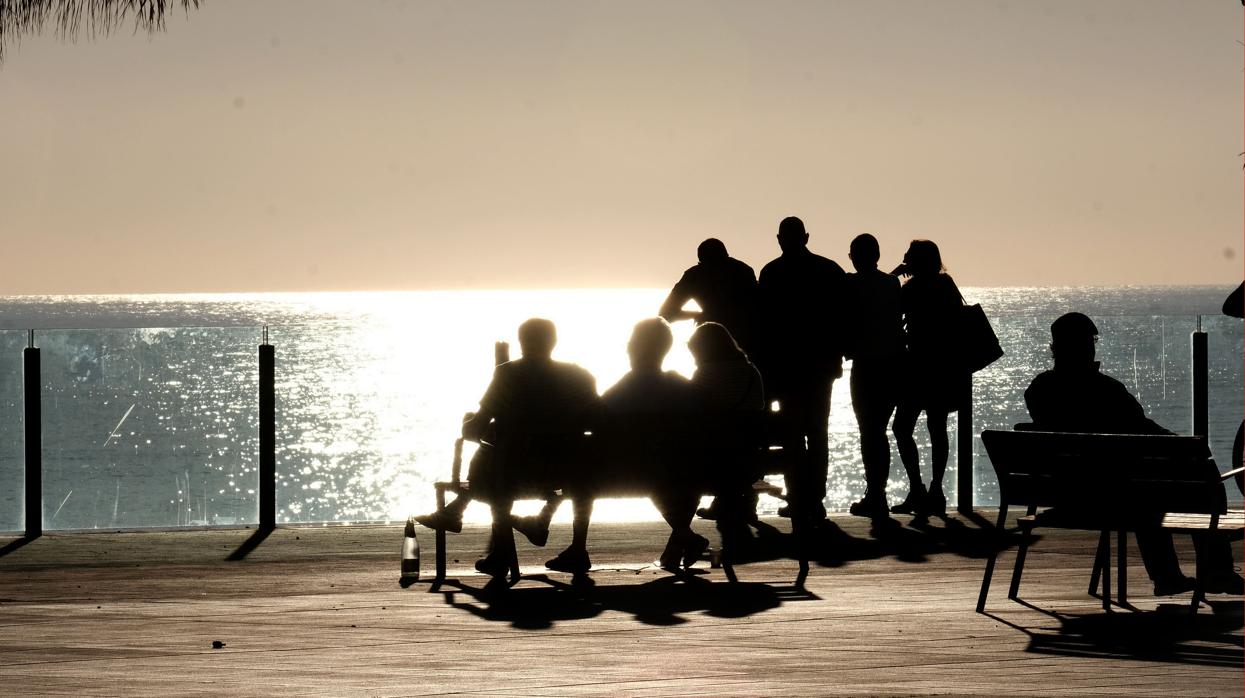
[
  {"x1": 416, "y1": 318, "x2": 599, "y2": 580},
  {"x1": 587, "y1": 317, "x2": 705, "y2": 571},
  {"x1": 1025, "y1": 312, "x2": 1243, "y2": 596}
]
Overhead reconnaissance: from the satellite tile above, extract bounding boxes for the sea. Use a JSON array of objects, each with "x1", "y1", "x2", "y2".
[{"x1": 0, "y1": 285, "x2": 1240, "y2": 531}]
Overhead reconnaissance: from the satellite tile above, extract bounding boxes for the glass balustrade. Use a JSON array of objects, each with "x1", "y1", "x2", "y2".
[{"x1": 0, "y1": 313, "x2": 1240, "y2": 532}]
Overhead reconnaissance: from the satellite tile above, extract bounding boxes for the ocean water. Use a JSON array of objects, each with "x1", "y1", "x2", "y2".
[{"x1": 0, "y1": 285, "x2": 1240, "y2": 531}]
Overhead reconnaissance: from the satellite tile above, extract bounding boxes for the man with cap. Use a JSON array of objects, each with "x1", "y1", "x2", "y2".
[{"x1": 1024, "y1": 312, "x2": 1242, "y2": 595}]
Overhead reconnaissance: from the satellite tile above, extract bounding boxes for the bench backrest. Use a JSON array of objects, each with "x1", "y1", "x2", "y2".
[{"x1": 980, "y1": 430, "x2": 1226, "y2": 516}]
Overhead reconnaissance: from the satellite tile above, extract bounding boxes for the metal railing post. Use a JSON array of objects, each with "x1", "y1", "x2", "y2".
[
  {"x1": 957, "y1": 376, "x2": 974, "y2": 514},
  {"x1": 259, "y1": 327, "x2": 276, "y2": 530},
  {"x1": 24, "y1": 331, "x2": 41, "y2": 537},
  {"x1": 1192, "y1": 317, "x2": 1208, "y2": 438}
]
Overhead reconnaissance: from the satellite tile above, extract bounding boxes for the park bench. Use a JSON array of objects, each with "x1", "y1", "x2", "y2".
[
  {"x1": 430, "y1": 424, "x2": 796, "y2": 586},
  {"x1": 975, "y1": 429, "x2": 1245, "y2": 614}
]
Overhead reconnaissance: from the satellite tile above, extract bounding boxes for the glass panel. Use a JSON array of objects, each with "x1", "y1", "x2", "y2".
[
  {"x1": 1205, "y1": 314, "x2": 1244, "y2": 504},
  {"x1": 0, "y1": 331, "x2": 26, "y2": 531},
  {"x1": 40, "y1": 327, "x2": 260, "y2": 529}
]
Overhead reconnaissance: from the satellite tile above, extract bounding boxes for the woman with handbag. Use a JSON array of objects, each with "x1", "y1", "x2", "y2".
[{"x1": 889, "y1": 239, "x2": 970, "y2": 517}]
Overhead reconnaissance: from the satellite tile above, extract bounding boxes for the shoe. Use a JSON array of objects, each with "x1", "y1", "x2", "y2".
[
  {"x1": 925, "y1": 490, "x2": 947, "y2": 516},
  {"x1": 849, "y1": 498, "x2": 888, "y2": 519},
  {"x1": 776, "y1": 505, "x2": 793, "y2": 519},
  {"x1": 474, "y1": 555, "x2": 509, "y2": 579},
  {"x1": 1153, "y1": 574, "x2": 1196, "y2": 596},
  {"x1": 545, "y1": 548, "x2": 591, "y2": 574},
  {"x1": 682, "y1": 534, "x2": 710, "y2": 569},
  {"x1": 890, "y1": 486, "x2": 927, "y2": 515},
  {"x1": 512, "y1": 515, "x2": 549, "y2": 547},
  {"x1": 1202, "y1": 572, "x2": 1245, "y2": 595},
  {"x1": 415, "y1": 510, "x2": 463, "y2": 533}
]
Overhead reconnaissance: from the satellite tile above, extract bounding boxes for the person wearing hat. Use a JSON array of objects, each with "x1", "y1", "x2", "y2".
[{"x1": 1024, "y1": 312, "x2": 1242, "y2": 596}]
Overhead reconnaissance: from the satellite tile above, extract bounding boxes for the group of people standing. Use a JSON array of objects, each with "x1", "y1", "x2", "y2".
[
  {"x1": 418, "y1": 216, "x2": 972, "y2": 581},
  {"x1": 660, "y1": 216, "x2": 966, "y2": 522}
]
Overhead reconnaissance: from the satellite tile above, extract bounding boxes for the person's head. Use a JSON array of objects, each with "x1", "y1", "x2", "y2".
[
  {"x1": 627, "y1": 317, "x2": 674, "y2": 371},
  {"x1": 1049, "y1": 312, "x2": 1098, "y2": 367},
  {"x1": 777, "y1": 216, "x2": 809, "y2": 254},
  {"x1": 688, "y1": 322, "x2": 745, "y2": 366},
  {"x1": 697, "y1": 238, "x2": 729, "y2": 263},
  {"x1": 517, "y1": 318, "x2": 557, "y2": 359},
  {"x1": 849, "y1": 233, "x2": 881, "y2": 272},
  {"x1": 901, "y1": 239, "x2": 944, "y2": 276}
]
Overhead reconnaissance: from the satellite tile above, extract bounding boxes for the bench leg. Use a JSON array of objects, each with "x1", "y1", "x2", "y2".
[
  {"x1": 976, "y1": 505, "x2": 1009, "y2": 612},
  {"x1": 435, "y1": 486, "x2": 447, "y2": 584},
  {"x1": 1089, "y1": 530, "x2": 1107, "y2": 596},
  {"x1": 1116, "y1": 529, "x2": 1127, "y2": 606},
  {"x1": 1099, "y1": 531, "x2": 1111, "y2": 611},
  {"x1": 1189, "y1": 533, "x2": 1206, "y2": 614}
]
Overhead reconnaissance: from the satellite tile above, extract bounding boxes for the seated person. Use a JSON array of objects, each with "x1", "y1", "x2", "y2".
[
  {"x1": 589, "y1": 317, "x2": 706, "y2": 571},
  {"x1": 416, "y1": 318, "x2": 598, "y2": 580},
  {"x1": 688, "y1": 322, "x2": 766, "y2": 530},
  {"x1": 1025, "y1": 312, "x2": 1242, "y2": 595}
]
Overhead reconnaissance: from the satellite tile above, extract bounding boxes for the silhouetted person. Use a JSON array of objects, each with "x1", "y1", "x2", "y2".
[
  {"x1": 757, "y1": 216, "x2": 847, "y2": 522},
  {"x1": 688, "y1": 322, "x2": 766, "y2": 544},
  {"x1": 1025, "y1": 312, "x2": 1242, "y2": 595},
  {"x1": 416, "y1": 318, "x2": 598, "y2": 580},
  {"x1": 890, "y1": 239, "x2": 967, "y2": 517},
  {"x1": 659, "y1": 238, "x2": 759, "y2": 357},
  {"x1": 595, "y1": 318, "x2": 705, "y2": 570},
  {"x1": 1224, "y1": 283, "x2": 1244, "y2": 494},
  {"x1": 843, "y1": 234, "x2": 904, "y2": 519}
]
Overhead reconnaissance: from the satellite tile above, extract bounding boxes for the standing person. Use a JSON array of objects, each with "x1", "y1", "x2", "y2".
[
  {"x1": 843, "y1": 234, "x2": 904, "y2": 519},
  {"x1": 890, "y1": 240, "x2": 968, "y2": 517},
  {"x1": 757, "y1": 216, "x2": 847, "y2": 522},
  {"x1": 658, "y1": 238, "x2": 759, "y2": 357}
]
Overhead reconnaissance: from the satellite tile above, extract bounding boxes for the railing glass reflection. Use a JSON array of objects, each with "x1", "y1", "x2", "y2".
[{"x1": 39, "y1": 327, "x2": 260, "y2": 529}]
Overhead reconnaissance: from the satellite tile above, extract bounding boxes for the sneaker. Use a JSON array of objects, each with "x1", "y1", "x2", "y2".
[
  {"x1": 545, "y1": 548, "x2": 591, "y2": 574},
  {"x1": 682, "y1": 534, "x2": 710, "y2": 569},
  {"x1": 512, "y1": 515, "x2": 549, "y2": 547},
  {"x1": 415, "y1": 509, "x2": 463, "y2": 533},
  {"x1": 890, "y1": 486, "x2": 927, "y2": 515},
  {"x1": 849, "y1": 498, "x2": 888, "y2": 519},
  {"x1": 1202, "y1": 572, "x2": 1245, "y2": 595},
  {"x1": 1153, "y1": 574, "x2": 1197, "y2": 596},
  {"x1": 474, "y1": 555, "x2": 509, "y2": 579},
  {"x1": 696, "y1": 503, "x2": 719, "y2": 521}
]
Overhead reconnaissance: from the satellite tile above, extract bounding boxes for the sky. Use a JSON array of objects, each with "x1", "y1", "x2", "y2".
[{"x1": 0, "y1": 0, "x2": 1241, "y2": 293}]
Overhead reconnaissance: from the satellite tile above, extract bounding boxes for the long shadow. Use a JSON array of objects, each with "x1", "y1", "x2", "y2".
[
  {"x1": 0, "y1": 535, "x2": 37, "y2": 558},
  {"x1": 225, "y1": 526, "x2": 274, "y2": 561},
  {"x1": 786, "y1": 515, "x2": 1024, "y2": 569},
  {"x1": 987, "y1": 598, "x2": 1243, "y2": 668},
  {"x1": 437, "y1": 572, "x2": 818, "y2": 630}
]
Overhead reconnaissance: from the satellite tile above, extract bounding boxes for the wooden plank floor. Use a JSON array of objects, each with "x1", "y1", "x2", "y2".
[{"x1": 0, "y1": 512, "x2": 1240, "y2": 696}]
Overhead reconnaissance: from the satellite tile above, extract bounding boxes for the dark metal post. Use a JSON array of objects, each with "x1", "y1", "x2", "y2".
[
  {"x1": 23, "y1": 331, "x2": 41, "y2": 537},
  {"x1": 1192, "y1": 317, "x2": 1208, "y2": 438},
  {"x1": 259, "y1": 327, "x2": 276, "y2": 530},
  {"x1": 957, "y1": 377, "x2": 974, "y2": 514}
]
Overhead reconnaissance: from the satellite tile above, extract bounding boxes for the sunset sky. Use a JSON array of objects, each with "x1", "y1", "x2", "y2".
[{"x1": 0, "y1": 0, "x2": 1241, "y2": 293}]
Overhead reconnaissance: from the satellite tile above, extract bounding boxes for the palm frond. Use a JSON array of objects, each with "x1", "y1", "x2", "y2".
[{"x1": 0, "y1": 0, "x2": 200, "y2": 63}]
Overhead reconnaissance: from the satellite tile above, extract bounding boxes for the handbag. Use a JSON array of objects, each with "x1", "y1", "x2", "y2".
[{"x1": 958, "y1": 303, "x2": 1004, "y2": 373}]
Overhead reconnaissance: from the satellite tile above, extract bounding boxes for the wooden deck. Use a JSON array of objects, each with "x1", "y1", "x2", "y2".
[{"x1": 0, "y1": 511, "x2": 1240, "y2": 696}]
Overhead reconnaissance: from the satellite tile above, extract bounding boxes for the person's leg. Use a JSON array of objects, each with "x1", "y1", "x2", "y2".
[
  {"x1": 853, "y1": 362, "x2": 895, "y2": 506},
  {"x1": 791, "y1": 379, "x2": 832, "y2": 520},
  {"x1": 892, "y1": 401, "x2": 922, "y2": 488},
  {"x1": 1135, "y1": 528, "x2": 1192, "y2": 593},
  {"x1": 478, "y1": 497, "x2": 517, "y2": 578},
  {"x1": 570, "y1": 496, "x2": 593, "y2": 551}
]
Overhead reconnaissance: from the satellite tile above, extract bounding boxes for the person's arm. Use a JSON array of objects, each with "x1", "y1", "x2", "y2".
[
  {"x1": 658, "y1": 272, "x2": 701, "y2": 323},
  {"x1": 463, "y1": 366, "x2": 505, "y2": 441}
]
